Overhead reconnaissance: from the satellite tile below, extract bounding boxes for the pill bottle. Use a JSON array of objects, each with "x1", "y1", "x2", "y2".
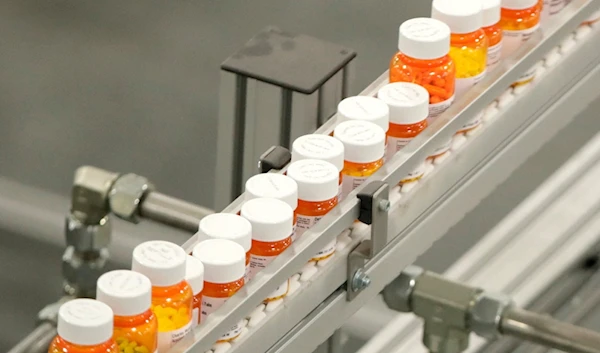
[
  {"x1": 185, "y1": 256, "x2": 204, "y2": 328},
  {"x1": 286, "y1": 159, "x2": 339, "y2": 261},
  {"x1": 482, "y1": 0, "x2": 504, "y2": 68},
  {"x1": 132, "y1": 241, "x2": 193, "y2": 352},
  {"x1": 390, "y1": 18, "x2": 455, "y2": 122},
  {"x1": 334, "y1": 120, "x2": 385, "y2": 199},
  {"x1": 540, "y1": 0, "x2": 566, "y2": 23},
  {"x1": 336, "y1": 96, "x2": 390, "y2": 157},
  {"x1": 377, "y1": 82, "x2": 428, "y2": 184},
  {"x1": 500, "y1": 0, "x2": 541, "y2": 86},
  {"x1": 96, "y1": 270, "x2": 158, "y2": 353},
  {"x1": 291, "y1": 134, "x2": 344, "y2": 201},
  {"x1": 582, "y1": 10, "x2": 600, "y2": 26},
  {"x1": 49, "y1": 299, "x2": 118, "y2": 353},
  {"x1": 192, "y1": 239, "x2": 246, "y2": 342},
  {"x1": 241, "y1": 197, "x2": 293, "y2": 301},
  {"x1": 245, "y1": 174, "x2": 298, "y2": 240},
  {"x1": 198, "y1": 213, "x2": 252, "y2": 282}
]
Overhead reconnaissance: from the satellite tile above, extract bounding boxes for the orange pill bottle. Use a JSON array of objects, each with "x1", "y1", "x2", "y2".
[
  {"x1": 377, "y1": 82, "x2": 429, "y2": 184},
  {"x1": 185, "y1": 256, "x2": 204, "y2": 328},
  {"x1": 49, "y1": 299, "x2": 118, "y2": 353},
  {"x1": 500, "y1": 0, "x2": 541, "y2": 86},
  {"x1": 334, "y1": 120, "x2": 385, "y2": 199},
  {"x1": 192, "y1": 239, "x2": 246, "y2": 342},
  {"x1": 291, "y1": 134, "x2": 345, "y2": 202},
  {"x1": 198, "y1": 213, "x2": 252, "y2": 282},
  {"x1": 483, "y1": 0, "x2": 504, "y2": 69},
  {"x1": 241, "y1": 197, "x2": 293, "y2": 301},
  {"x1": 582, "y1": 10, "x2": 600, "y2": 26},
  {"x1": 96, "y1": 270, "x2": 158, "y2": 353},
  {"x1": 245, "y1": 174, "x2": 298, "y2": 241},
  {"x1": 131, "y1": 241, "x2": 193, "y2": 353},
  {"x1": 286, "y1": 159, "x2": 339, "y2": 261}
]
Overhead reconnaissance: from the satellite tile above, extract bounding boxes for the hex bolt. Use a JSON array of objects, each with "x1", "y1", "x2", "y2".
[
  {"x1": 351, "y1": 269, "x2": 371, "y2": 292},
  {"x1": 378, "y1": 199, "x2": 391, "y2": 212}
]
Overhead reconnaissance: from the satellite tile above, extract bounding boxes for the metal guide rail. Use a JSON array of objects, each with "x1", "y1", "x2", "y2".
[{"x1": 172, "y1": 1, "x2": 600, "y2": 352}]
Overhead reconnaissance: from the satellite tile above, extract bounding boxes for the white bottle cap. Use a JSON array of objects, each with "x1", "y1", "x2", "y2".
[
  {"x1": 432, "y1": 0, "x2": 484, "y2": 34},
  {"x1": 334, "y1": 121, "x2": 386, "y2": 164},
  {"x1": 193, "y1": 239, "x2": 246, "y2": 284},
  {"x1": 337, "y1": 96, "x2": 390, "y2": 133},
  {"x1": 96, "y1": 270, "x2": 152, "y2": 317},
  {"x1": 482, "y1": 0, "x2": 501, "y2": 26},
  {"x1": 132, "y1": 240, "x2": 187, "y2": 287},
  {"x1": 185, "y1": 255, "x2": 205, "y2": 295},
  {"x1": 291, "y1": 134, "x2": 345, "y2": 172},
  {"x1": 287, "y1": 159, "x2": 339, "y2": 202},
  {"x1": 198, "y1": 213, "x2": 252, "y2": 252},
  {"x1": 377, "y1": 83, "x2": 429, "y2": 125},
  {"x1": 245, "y1": 174, "x2": 298, "y2": 210},
  {"x1": 398, "y1": 18, "x2": 451, "y2": 60},
  {"x1": 501, "y1": 0, "x2": 537, "y2": 10},
  {"x1": 241, "y1": 198, "x2": 294, "y2": 242},
  {"x1": 57, "y1": 299, "x2": 113, "y2": 346}
]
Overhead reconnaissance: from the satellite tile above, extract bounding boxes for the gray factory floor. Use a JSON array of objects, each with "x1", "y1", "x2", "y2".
[{"x1": 2, "y1": 0, "x2": 600, "y2": 352}]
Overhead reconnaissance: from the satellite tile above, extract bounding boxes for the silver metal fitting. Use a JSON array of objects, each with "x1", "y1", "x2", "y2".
[
  {"x1": 62, "y1": 246, "x2": 109, "y2": 297},
  {"x1": 351, "y1": 269, "x2": 371, "y2": 292},
  {"x1": 423, "y1": 321, "x2": 470, "y2": 353},
  {"x1": 383, "y1": 265, "x2": 424, "y2": 312},
  {"x1": 378, "y1": 199, "x2": 391, "y2": 212},
  {"x1": 469, "y1": 291, "x2": 514, "y2": 339},
  {"x1": 65, "y1": 214, "x2": 111, "y2": 252},
  {"x1": 109, "y1": 173, "x2": 154, "y2": 223},
  {"x1": 71, "y1": 166, "x2": 119, "y2": 224}
]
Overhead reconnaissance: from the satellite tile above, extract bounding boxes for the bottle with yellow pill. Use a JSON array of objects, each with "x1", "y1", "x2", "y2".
[
  {"x1": 132, "y1": 241, "x2": 193, "y2": 353},
  {"x1": 48, "y1": 299, "x2": 118, "y2": 353},
  {"x1": 96, "y1": 270, "x2": 158, "y2": 353},
  {"x1": 482, "y1": 0, "x2": 504, "y2": 69},
  {"x1": 185, "y1": 255, "x2": 204, "y2": 328}
]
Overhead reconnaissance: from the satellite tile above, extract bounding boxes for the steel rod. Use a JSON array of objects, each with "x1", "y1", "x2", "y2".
[
  {"x1": 7, "y1": 323, "x2": 56, "y2": 353},
  {"x1": 501, "y1": 308, "x2": 600, "y2": 353},
  {"x1": 139, "y1": 192, "x2": 213, "y2": 233}
]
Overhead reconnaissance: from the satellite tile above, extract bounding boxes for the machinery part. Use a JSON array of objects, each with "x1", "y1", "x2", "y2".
[
  {"x1": 65, "y1": 214, "x2": 111, "y2": 252},
  {"x1": 109, "y1": 173, "x2": 154, "y2": 223},
  {"x1": 139, "y1": 191, "x2": 213, "y2": 232},
  {"x1": 7, "y1": 322, "x2": 56, "y2": 353},
  {"x1": 382, "y1": 265, "x2": 424, "y2": 313},
  {"x1": 258, "y1": 146, "x2": 292, "y2": 173},
  {"x1": 71, "y1": 166, "x2": 119, "y2": 225},
  {"x1": 469, "y1": 292, "x2": 513, "y2": 340},
  {"x1": 62, "y1": 246, "x2": 110, "y2": 297}
]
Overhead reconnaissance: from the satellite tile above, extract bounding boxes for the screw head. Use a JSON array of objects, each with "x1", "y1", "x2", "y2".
[
  {"x1": 352, "y1": 269, "x2": 371, "y2": 292},
  {"x1": 378, "y1": 199, "x2": 391, "y2": 212}
]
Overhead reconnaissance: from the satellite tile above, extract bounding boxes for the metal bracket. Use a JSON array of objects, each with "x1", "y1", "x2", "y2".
[
  {"x1": 258, "y1": 146, "x2": 292, "y2": 173},
  {"x1": 347, "y1": 181, "x2": 389, "y2": 301}
]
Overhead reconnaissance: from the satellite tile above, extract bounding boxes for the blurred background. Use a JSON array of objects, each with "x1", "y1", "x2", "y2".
[{"x1": 2, "y1": 0, "x2": 600, "y2": 352}]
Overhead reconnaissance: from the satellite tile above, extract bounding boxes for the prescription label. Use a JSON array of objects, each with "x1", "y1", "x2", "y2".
[
  {"x1": 455, "y1": 70, "x2": 486, "y2": 99},
  {"x1": 295, "y1": 214, "x2": 324, "y2": 240},
  {"x1": 341, "y1": 175, "x2": 368, "y2": 200},
  {"x1": 387, "y1": 136, "x2": 426, "y2": 183},
  {"x1": 428, "y1": 138, "x2": 452, "y2": 159},
  {"x1": 192, "y1": 308, "x2": 199, "y2": 328},
  {"x1": 311, "y1": 238, "x2": 337, "y2": 261},
  {"x1": 457, "y1": 111, "x2": 484, "y2": 134},
  {"x1": 244, "y1": 264, "x2": 251, "y2": 284},
  {"x1": 428, "y1": 95, "x2": 455, "y2": 121},
  {"x1": 201, "y1": 296, "x2": 243, "y2": 342},
  {"x1": 487, "y1": 42, "x2": 502, "y2": 68},
  {"x1": 249, "y1": 254, "x2": 290, "y2": 301},
  {"x1": 157, "y1": 320, "x2": 192, "y2": 352},
  {"x1": 502, "y1": 25, "x2": 540, "y2": 59},
  {"x1": 337, "y1": 183, "x2": 343, "y2": 203}
]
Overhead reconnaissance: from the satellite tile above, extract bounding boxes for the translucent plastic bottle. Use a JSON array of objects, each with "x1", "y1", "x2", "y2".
[
  {"x1": 390, "y1": 18, "x2": 455, "y2": 121},
  {"x1": 291, "y1": 134, "x2": 345, "y2": 201},
  {"x1": 500, "y1": 0, "x2": 541, "y2": 86},
  {"x1": 185, "y1": 256, "x2": 204, "y2": 328},
  {"x1": 540, "y1": 0, "x2": 566, "y2": 23},
  {"x1": 286, "y1": 159, "x2": 339, "y2": 261},
  {"x1": 131, "y1": 241, "x2": 193, "y2": 352},
  {"x1": 336, "y1": 96, "x2": 390, "y2": 157},
  {"x1": 582, "y1": 10, "x2": 600, "y2": 26},
  {"x1": 245, "y1": 173, "x2": 298, "y2": 240},
  {"x1": 482, "y1": 0, "x2": 504, "y2": 69},
  {"x1": 241, "y1": 197, "x2": 293, "y2": 301},
  {"x1": 96, "y1": 270, "x2": 158, "y2": 353},
  {"x1": 198, "y1": 213, "x2": 252, "y2": 282},
  {"x1": 192, "y1": 239, "x2": 246, "y2": 342},
  {"x1": 49, "y1": 299, "x2": 118, "y2": 353},
  {"x1": 377, "y1": 82, "x2": 429, "y2": 185},
  {"x1": 333, "y1": 120, "x2": 385, "y2": 199}
]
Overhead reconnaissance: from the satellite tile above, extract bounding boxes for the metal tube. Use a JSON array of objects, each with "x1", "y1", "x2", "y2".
[
  {"x1": 501, "y1": 308, "x2": 600, "y2": 353},
  {"x1": 7, "y1": 322, "x2": 56, "y2": 353},
  {"x1": 139, "y1": 192, "x2": 214, "y2": 232}
]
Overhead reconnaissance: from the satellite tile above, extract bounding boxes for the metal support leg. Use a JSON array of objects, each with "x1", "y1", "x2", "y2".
[{"x1": 327, "y1": 329, "x2": 344, "y2": 353}]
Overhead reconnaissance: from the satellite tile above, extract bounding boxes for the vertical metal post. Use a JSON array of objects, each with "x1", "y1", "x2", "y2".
[
  {"x1": 327, "y1": 329, "x2": 344, "y2": 353},
  {"x1": 280, "y1": 88, "x2": 293, "y2": 148}
]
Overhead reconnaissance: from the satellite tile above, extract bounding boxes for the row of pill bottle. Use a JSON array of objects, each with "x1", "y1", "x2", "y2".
[
  {"x1": 245, "y1": 174, "x2": 298, "y2": 240},
  {"x1": 132, "y1": 241, "x2": 193, "y2": 352},
  {"x1": 377, "y1": 82, "x2": 429, "y2": 185},
  {"x1": 192, "y1": 239, "x2": 246, "y2": 342},
  {"x1": 539, "y1": 0, "x2": 566, "y2": 23},
  {"x1": 198, "y1": 213, "x2": 252, "y2": 282},
  {"x1": 334, "y1": 120, "x2": 385, "y2": 199},
  {"x1": 287, "y1": 159, "x2": 340, "y2": 260},
  {"x1": 500, "y1": 0, "x2": 541, "y2": 86},
  {"x1": 390, "y1": 18, "x2": 454, "y2": 159},
  {"x1": 49, "y1": 299, "x2": 118, "y2": 353},
  {"x1": 241, "y1": 198, "x2": 293, "y2": 300},
  {"x1": 185, "y1": 256, "x2": 205, "y2": 328},
  {"x1": 97, "y1": 270, "x2": 159, "y2": 353},
  {"x1": 483, "y1": 0, "x2": 504, "y2": 69},
  {"x1": 292, "y1": 134, "x2": 345, "y2": 201}
]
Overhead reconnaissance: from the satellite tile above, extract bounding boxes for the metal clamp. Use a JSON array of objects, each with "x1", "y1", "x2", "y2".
[
  {"x1": 258, "y1": 146, "x2": 292, "y2": 173},
  {"x1": 346, "y1": 181, "x2": 389, "y2": 301}
]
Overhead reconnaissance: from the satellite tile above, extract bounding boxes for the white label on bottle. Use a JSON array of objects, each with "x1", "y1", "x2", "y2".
[
  {"x1": 502, "y1": 25, "x2": 540, "y2": 59},
  {"x1": 428, "y1": 138, "x2": 452, "y2": 159},
  {"x1": 191, "y1": 307, "x2": 199, "y2": 328},
  {"x1": 201, "y1": 296, "x2": 243, "y2": 341},
  {"x1": 249, "y1": 254, "x2": 289, "y2": 301},
  {"x1": 487, "y1": 42, "x2": 502, "y2": 68},
  {"x1": 457, "y1": 111, "x2": 484, "y2": 133},
  {"x1": 157, "y1": 320, "x2": 192, "y2": 353},
  {"x1": 542, "y1": 0, "x2": 566, "y2": 21},
  {"x1": 341, "y1": 175, "x2": 368, "y2": 201},
  {"x1": 337, "y1": 183, "x2": 343, "y2": 203},
  {"x1": 387, "y1": 136, "x2": 426, "y2": 182},
  {"x1": 312, "y1": 238, "x2": 337, "y2": 261},
  {"x1": 295, "y1": 214, "x2": 324, "y2": 240},
  {"x1": 455, "y1": 70, "x2": 486, "y2": 99},
  {"x1": 428, "y1": 95, "x2": 455, "y2": 121}
]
